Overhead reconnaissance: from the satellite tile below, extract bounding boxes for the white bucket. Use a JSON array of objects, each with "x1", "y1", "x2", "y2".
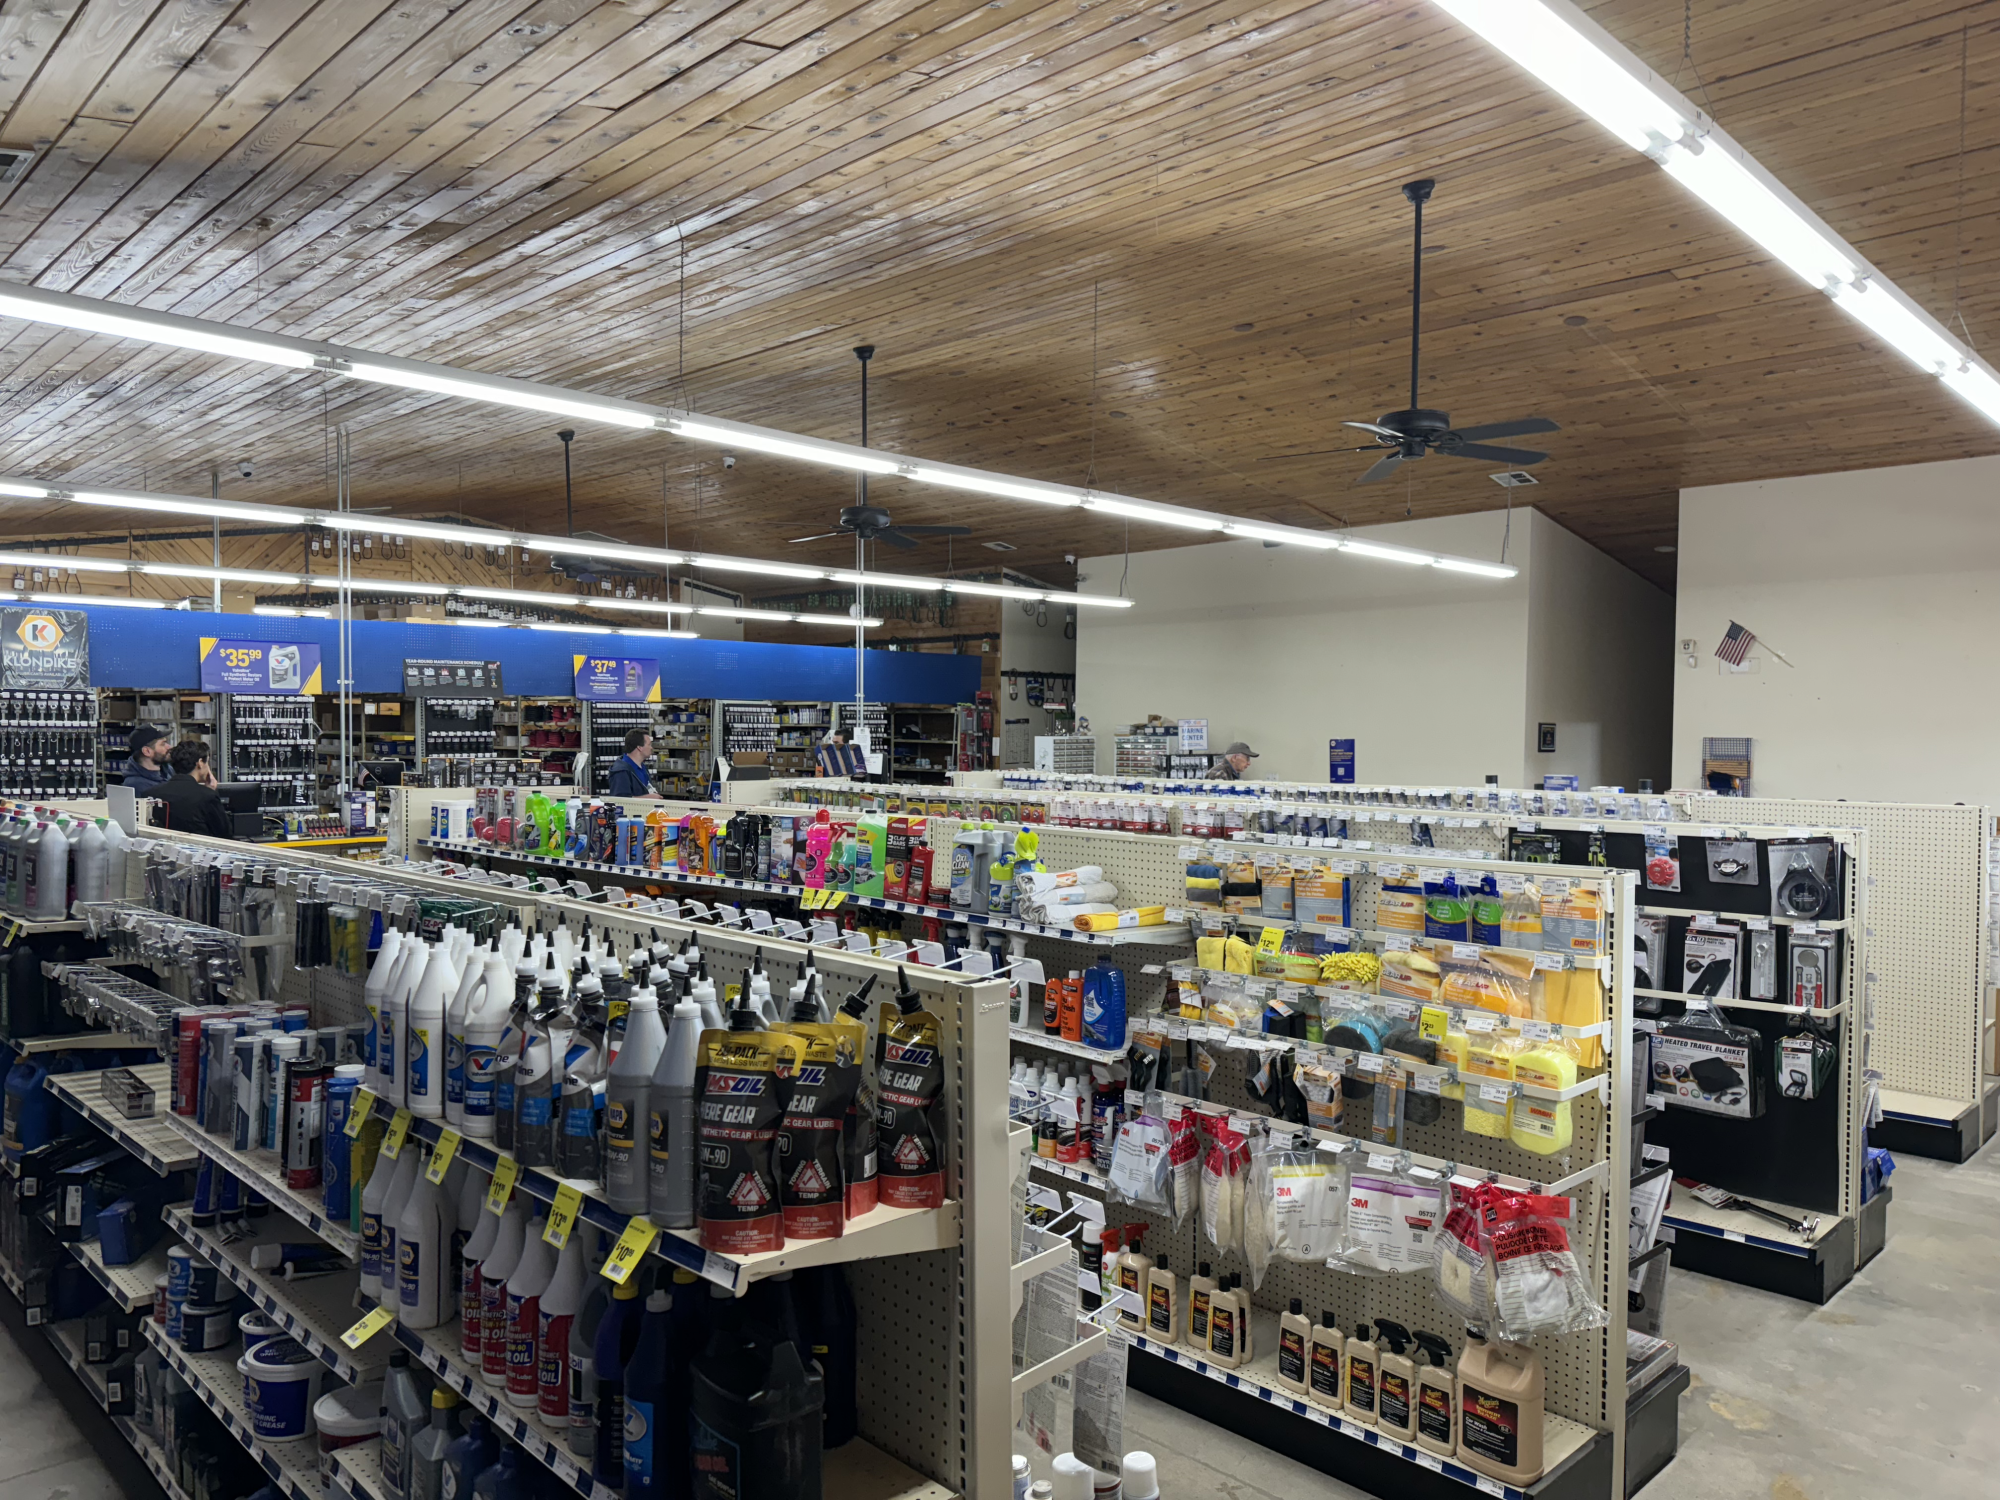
[{"x1": 238, "y1": 1337, "x2": 325, "y2": 1441}]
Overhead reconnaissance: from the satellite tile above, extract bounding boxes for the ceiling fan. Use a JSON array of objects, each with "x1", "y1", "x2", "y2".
[
  {"x1": 788, "y1": 345, "x2": 972, "y2": 551},
  {"x1": 1264, "y1": 179, "x2": 1560, "y2": 485}
]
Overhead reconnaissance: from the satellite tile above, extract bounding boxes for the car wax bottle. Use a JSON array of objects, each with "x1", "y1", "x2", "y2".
[
  {"x1": 1374, "y1": 1319, "x2": 1417, "y2": 1440},
  {"x1": 442, "y1": 1412, "x2": 498, "y2": 1500},
  {"x1": 566, "y1": 1272, "x2": 613, "y2": 1458},
  {"x1": 380, "y1": 1349, "x2": 428, "y2": 1500},
  {"x1": 556, "y1": 984, "x2": 607, "y2": 1183},
  {"x1": 1187, "y1": 1262, "x2": 1217, "y2": 1347},
  {"x1": 1345, "y1": 1322, "x2": 1380, "y2": 1424},
  {"x1": 591, "y1": 1277, "x2": 646, "y2": 1487},
  {"x1": 512, "y1": 956, "x2": 566, "y2": 1167},
  {"x1": 1145, "y1": 1255, "x2": 1178, "y2": 1344},
  {"x1": 1277, "y1": 1298, "x2": 1311, "y2": 1395},
  {"x1": 875, "y1": 968, "x2": 944, "y2": 1210},
  {"x1": 504, "y1": 1218, "x2": 555, "y2": 1408},
  {"x1": 605, "y1": 981, "x2": 665, "y2": 1214},
  {"x1": 835, "y1": 977, "x2": 880, "y2": 1218},
  {"x1": 536, "y1": 1234, "x2": 587, "y2": 1423},
  {"x1": 410, "y1": 1387, "x2": 461, "y2": 1500},
  {"x1": 1308, "y1": 1311, "x2": 1344, "y2": 1413},
  {"x1": 1413, "y1": 1332, "x2": 1457, "y2": 1457},
  {"x1": 1458, "y1": 1328, "x2": 1545, "y2": 1485},
  {"x1": 477, "y1": 1200, "x2": 528, "y2": 1388},
  {"x1": 695, "y1": 997, "x2": 793, "y2": 1254},
  {"x1": 1204, "y1": 1275, "x2": 1239, "y2": 1366},
  {"x1": 800, "y1": 1265, "x2": 857, "y2": 1448},
  {"x1": 620, "y1": 1288, "x2": 675, "y2": 1498},
  {"x1": 689, "y1": 1289, "x2": 825, "y2": 1500},
  {"x1": 774, "y1": 989, "x2": 863, "y2": 1241},
  {"x1": 649, "y1": 978, "x2": 703, "y2": 1230}
]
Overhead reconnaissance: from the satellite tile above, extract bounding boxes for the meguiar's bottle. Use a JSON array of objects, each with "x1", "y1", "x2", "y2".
[
  {"x1": 1373, "y1": 1318, "x2": 1418, "y2": 1440},
  {"x1": 1413, "y1": 1331, "x2": 1458, "y2": 1457},
  {"x1": 1345, "y1": 1322, "x2": 1380, "y2": 1423}
]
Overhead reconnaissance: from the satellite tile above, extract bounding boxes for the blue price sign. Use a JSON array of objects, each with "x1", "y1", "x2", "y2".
[
  {"x1": 199, "y1": 637, "x2": 323, "y2": 694},
  {"x1": 573, "y1": 655, "x2": 661, "y2": 702},
  {"x1": 1328, "y1": 739, "x2": 1355, "y2": 784}
]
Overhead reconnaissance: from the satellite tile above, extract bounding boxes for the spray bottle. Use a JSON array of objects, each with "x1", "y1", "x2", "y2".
[
  {"x1": 1413, "y1": 1332, "x2": 1457, "y2": 1457},
  {"x1": 1373, "y1": 1319, "x2": 1418, "y2": 1440}
]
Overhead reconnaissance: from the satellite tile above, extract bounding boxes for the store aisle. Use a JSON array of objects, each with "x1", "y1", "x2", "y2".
[
  {"x1": 0, "y1": 1319, "x2": 124, "y2": 1500},
  {"x1": 1126, "y1": 1141, "x2": 2000, "y2": 1500}
]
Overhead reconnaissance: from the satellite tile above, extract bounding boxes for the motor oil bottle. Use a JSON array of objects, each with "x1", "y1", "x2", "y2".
[
  {"x1": 1187, "y1": 1262, "x2": 1217, "y2": 1348},
  {"x1": 504, "y1": 1219, "x2": 555, "y2": 1409},
  {"x1": 1345, "y1": 1323, "x2": 1380, "y2": 1424},
  {"x1": 513, "y1": 957, "x2": 567, "y2": 1167},
  {"x1": 604, "y1": 982, "x2": 665, "y2": 1214},
  {"x1": 688, "y1": 1295, "x2": 825, "y2": 1500},
  {"x1": 591, "y1": 1277, "x2": 646, "y2": 1486},
  {"x1": 875, "y1": 968, "x2": 944, "y2": 1210},
  {"x1": 1458, "y1": 1329, "x2": 1544, "y2": 1485},
  {"x1": 469, "y1": 1444, "x2": 527, "y2": 1500},
  {"x1": 1413, "y1": 1332, "x2": 1457, "y2": 1457},
  {"x1": 1115, "y1": 1225, "x2": 1151, "y2": 1333},
  {"x1": 648, "y1": 982, "x2": 703, "y2": 1230},
  {"x1": 1145, "y1": 1254, "x2": 1178, "y2": 1344},
  {"x1": 376, "y1": 1142, "x2": 424, "y2": 1311},
  {"x1": 1276, "y1": 1298, "x2": 1311, "y2": 1395},
  {"x1": 1373, "y1": 1319, "x2": 1418, "y2": 1440},
  {"x1": 565, "y1": 1273, "x2": 612, "y2": 1458},
  {"x1": 410, "y1": 1387, "x2": 461, "y2": 1500},
  {"x1": 1307, "y1": 1312, "x2": 1344, "y2": 1413},
  {"x1": 364, "y1": 930, "x2": 403, "y2": 1082},
  {"x1": 379, "y1": 941, "x2": 424, "y2": 1106},
  {"x1": 445, "y1": 940, "x2": 493, "y2": 1126},
  {"x1": 800, "y1": 1265, "x2": 857, "y2": 1448},
  {"x1": 835, "y1": 977, "x2": 879, "y2": 1218},
  {"x1": 619, "y1": 1288, "x2": 677, "y2": 1499},
  {"x1": 477, "y1": 1201, "x2": 528, "y2": 1389},
  {"x1": 395, "y1": 1156, "x2": 453, "y2": 1329},
  {"x1": 535, "y1": 1234, "x2": 586, "y2": 1424},
  {"x1": 493, "y1": 944, "x2": 542, "y2": 1151},
  {"x1": 690, "y1": 960, "x2": 723, "y2": 1031},
  {"x1": 380, "y1": 1349, "x2": 428, "y2": 1500},
  {"x1": 408, "y1": 944, "x2": 454, "y2": 1118},
  {"x1": 357, "y1": 1117, "x2": 400, "y2": 1301},
  {"x1": 462, "y1": 948, "x2": 514, "y2": 1140},
  {"x1": 442, "y1": 1412, "x2": 498, "y2": 1500},
  {"x1": 695, "y1": 999, "x2": 796, "y2": 1253},
  {"x1": 458, "y1": 1184, "x2": 502, "y2": 1366},
  {"x1": 555, "y1": 996, "x2": 606, "y2": 1182}
]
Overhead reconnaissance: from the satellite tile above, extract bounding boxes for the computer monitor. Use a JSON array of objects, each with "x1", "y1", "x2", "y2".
[
  {"x1": 357, "y1": 759, "x2": 404, "y2": 788},
  {"x1": 213, "y1": 782, "x2": 270, "y2": 839}
]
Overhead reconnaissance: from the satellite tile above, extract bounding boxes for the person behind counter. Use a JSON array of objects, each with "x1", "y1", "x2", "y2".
[
  {"x1": 120, "y1": 722, "x2": 174, "y2": 791},
  {"x1": 607, "y1": 727, "x2": 655, "y2": 797},
  {"x1": 1206, "y1": 741, "x2": 1260, "y2": 779},
  {"x1": 151, "y1": 741, "x2": 234, "y2": 838}
]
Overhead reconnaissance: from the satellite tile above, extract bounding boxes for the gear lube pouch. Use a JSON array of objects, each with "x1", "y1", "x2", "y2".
[
  {"x1": 875, "y1": 977, "x2": 946, "y2": 1209},
  {"x1": 773, "y1": 1018, "x2": 862, "y2": 1240},
  {"x1": 695, "y1": 1024, "x2": 795, "y2": 1254}
]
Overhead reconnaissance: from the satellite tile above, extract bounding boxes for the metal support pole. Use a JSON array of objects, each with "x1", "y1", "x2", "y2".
[
  {"x1": 559, "y1": 428, "x2": 576, "y2": 536},
  {"x1": 336, "y1": 426, "x2": 353, "y2": 800},
  {"x1": 210, "y1": 468, "x2": 222, "y2": 613}
]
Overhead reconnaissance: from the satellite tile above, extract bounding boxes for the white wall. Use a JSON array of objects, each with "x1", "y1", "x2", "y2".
[
  {"x1": 1674, "y1": 455, "x2": 2000, "y2": 804},
  {"x1": 1077, "y1": 508, "x2": 1670, "y2": 787},
  {"x1": 1526, "y1": 514, "x2": 1675, "y2": 790},
  {"x1": 999, "y1": 595, "x2": 1078, "y2": 765}
]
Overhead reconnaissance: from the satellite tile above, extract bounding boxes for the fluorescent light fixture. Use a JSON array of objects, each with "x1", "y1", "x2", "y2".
[
  {"x1": 1044, "y1": 591, "x2": 1134, "y2": 609},
  {"x1": 71, "y1": 490, "x2": 301, "y2": 524},
  {"x1": 345, "y1": 362, "x2": 655, "y2": 429},
  {"x1": 1828, "y1": 279, "x2": 1961, "y2": 376},
  {"x1": 1433, "y1": 557, "x2": 1519, "y2": 579},
  {"x1": 830, "y1": 570, "x2": 945, "y2": 591},
  {"x1": 32, "y1": 592, "x2": 163, "y2": 609},
  {"x1": 529, "y1": 621, "x2": 612, "y2": 634},
  {"x1": 310, "y1": 576, "x2": 444, "y2": 597},
  {"x1": 1944, "y1": 364, "x2": 2000, "y2": 426},
  {"x1": 670, "y1": 419, "x2": 898, "y2": 474},
  {"x1": 0, "y1": 286, "x2": 316, "y2": 369},
  {"x1": 686, "y1": 556, "x2": 829, "y2": 580},
  {"x1": 697, "y1": 606, "x2": 797, "y2": 622},
  {"x1": 139, "y1": 563, "x2": 307, "y2": 586},
  {"x1": 408, "y1": 616, "x2": 513, "y2": 629},
  {"x1": 795, "y1": 612, "x2": 883, "y2": 628},
  {"x1": 0, "y1": 551, "x2": 125, "y2": 574},
  {"x1": 1658, "y1": 139, "x2": 1855, "y2": 290},
  {"x1": 254, "y1": 605, "x2": 333, "y2": 618},
  {"x1": 454, "y1": 585, "x2": 571, "y2": 608},
  {"x1": 547, "y1": 538, "x2": 684, "y2": 568},
  {"x1": 577, "y1": 596, "x2": 694, "y2": 615},
  {"x1": 906, "y1": 467, "x2": 1083, "y2": 507},
  {"x1": 943, "y1": 580, "x2": 1045, "y2": 601},
  {"x1": 1429, "y1": 0, "x2": 1685, "y2": 152},
  {"x1": 615, "y1": 627, "x2": 699, "y2": 639},
  {"x1": 1224, "y1": 521, "x2": 1343, "y2": 550},
  {"x1": 1339, "y1": 539, "x2": 1435, "y2": 565},
  {"x1": 0, "y1": 482, "x2": 50, "y2": 499},
  {"x1": 1083, "y1": 496, "x2": 1225, "y2": 532},
  {"x1": 318, "y1": 514, "x2": 514, "y2": 548}
]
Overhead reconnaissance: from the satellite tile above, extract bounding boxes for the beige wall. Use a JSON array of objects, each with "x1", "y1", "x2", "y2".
[{"x1": 1674, "y1": 455, "x2": 2000, "y2": 804}]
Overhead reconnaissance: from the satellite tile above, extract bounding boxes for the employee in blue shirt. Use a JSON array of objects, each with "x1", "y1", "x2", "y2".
[{"x1": 607, "y1": 727, "x2": 655, "y2": 798}]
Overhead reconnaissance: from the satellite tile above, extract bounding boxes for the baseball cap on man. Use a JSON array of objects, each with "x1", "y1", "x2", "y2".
[
  {"x1": 130, "y1": 723, "x2": 171, "y2": 755},
  {"x1": 1222, "y1": 741, "x2": 1259, "y2": 759}
]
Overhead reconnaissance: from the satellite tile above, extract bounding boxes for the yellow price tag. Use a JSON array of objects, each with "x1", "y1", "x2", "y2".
[
  {"x1": 340, "y1": 1304, "x2": 395, "y2": 1349},
  {"x1": 801, "y1": 888, "x2": 825, "y2": 910},
  {"x1": 379, "y1": 1108, "x2": 413, "y2": 1160},
  {"x1": 485, "y1": 1154, "x2": 520, "y2": 1216},
  {"x1": 543, "y1": 1183, "x2": 584, "y2": 1248},
  {"x1": 1256, "y1": 925, "x2": 1286, "y2": 958},
  {"x1": 424, "y1": 1129, "x2": 461, "y2": 1184},
  {"x1": 344, "y1": 1087, "x2": 377, "y2": 1138},
  {"x1": 824, "y1": 891, "x2": 847, "y2": 908},
  {"x1": 600, "y1": 1217, "x2": 661, "y2": 1284},
  {"x1": 1418, "y1": 1005, "x2": 1449, "y2": 1044}
]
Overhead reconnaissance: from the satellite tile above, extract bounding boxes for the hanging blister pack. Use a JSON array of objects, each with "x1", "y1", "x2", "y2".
[
  {"x1": 1482, "y1": 1191, "x2": 1608, "y2": 1340},
  {"x1": 1432, "y1": 1181, "x2": 1493, "y2": 1322},
  {"x1": 1769, "y1": 838, "x2": 1842, "y2": 922},
  {"x1": 1642, "y1": 831, "x2": 1681, "y2": 893},
  {"x1": 1330, "y1": 1161, "x2": 1442, "y2": 1275},
  {"x1": 1107, "y1": 1113, "x2": 1173, "y2": 1214},
  {"x1": 1246, "y1": 1143, "x2": 1343, "y2": 1278},
  {"x1": 1778, "y1": 1030, "x2": 1838, "y2": 1100}
]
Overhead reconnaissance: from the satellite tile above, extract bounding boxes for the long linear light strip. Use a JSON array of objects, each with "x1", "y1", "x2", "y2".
[
  {"x1": 0, "y1": 475, "x2": 1140, "y2": 603},
  {"x1": 0, "y1": 287, "x2": 1516, "y2": 580},
  {"x1": 1431, "y1": 0, "x2": 2000, "y2": 423}
]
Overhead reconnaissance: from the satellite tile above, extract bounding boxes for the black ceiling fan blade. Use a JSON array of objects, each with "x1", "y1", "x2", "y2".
[
  {"x1": 1445, "y1": 442, "x2": 1548, "y2": 464},
  {"x1": 1343, "y1": 421, "x2": 1403, "y2": 438},
  {"x1": 1451, "y1": 416, "x2": 1559, "y2": 442},
  {"x1": 893, "y1": 524, "x2": 974, "y2": 536},
  {"x1": 877, "y1": 528, "x2": 920, "y2": 550},
  {"x1": 788, "y1": 530, "x2": 850, "y2": 544},
  {"x1": 1257, "y1": 447, "x2": 1362, "y2": 463},
  {"x1": 1356, "y1": 452, "x2": 1410, "y2": 484}
]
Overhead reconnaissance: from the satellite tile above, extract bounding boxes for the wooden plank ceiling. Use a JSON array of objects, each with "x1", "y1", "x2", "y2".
[{"x1": 0, "y1": 0, "x2": 1995, "y2": 596}]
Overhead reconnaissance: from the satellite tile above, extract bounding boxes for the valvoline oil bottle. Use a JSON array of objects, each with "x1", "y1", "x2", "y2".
[{"x1": 1081, "y1": 960, "x2": 1126, "y2": 1050}]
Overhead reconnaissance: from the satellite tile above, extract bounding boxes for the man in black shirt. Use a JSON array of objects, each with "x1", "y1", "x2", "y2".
[{"x1": 150, "y1": 741, "x2": 233, "y2": 838}]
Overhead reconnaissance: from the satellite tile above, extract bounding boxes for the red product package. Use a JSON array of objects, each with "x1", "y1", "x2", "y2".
[{"x1": 1479, "y1": 1191, "x2": 1606, "y2": 1339}]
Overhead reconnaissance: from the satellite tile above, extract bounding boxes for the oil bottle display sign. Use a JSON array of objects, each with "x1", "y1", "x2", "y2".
[
  {"x1": 199, "y1": 637, "x2": 324, "y2": 694},
  {"x1": 573, "y1": 655, "x2": 661, "y2": 702},
  {"x1": 1, "y1": 607, "x2": 90, "y2": 689}
]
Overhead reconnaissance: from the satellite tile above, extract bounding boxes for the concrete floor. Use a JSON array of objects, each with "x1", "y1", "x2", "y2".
[
  {"x1": 1120, "y1": 1140, "x2": 2000, "y2": 1500},
  {"x1": 7, "y1": 1143, "x2": 1995, "y2": 1500}
]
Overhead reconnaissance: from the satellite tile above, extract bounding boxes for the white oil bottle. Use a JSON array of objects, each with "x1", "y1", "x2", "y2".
[
  {"x1": 1144, "y1": 1254, "x2": 1179, "y2": 1344},
  {"x1": 1276, "y1": 1298, "x2": 1311, "y2": 1395},
  {"x1": 1307, "y1": 1311, "x2": 1344, "y2": 1413},
  {"x1": 1344, "y1": 1322, "x2": 1379, "y2": 1424}
]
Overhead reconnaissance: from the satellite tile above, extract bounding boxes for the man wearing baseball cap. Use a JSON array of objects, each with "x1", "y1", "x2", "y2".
[
  {"x1": 1207, "y1": 741, "x2": 1259, "y2": 780},
  {"x1": 121, "y1": 723, "x2": 174, "y2": 792}
]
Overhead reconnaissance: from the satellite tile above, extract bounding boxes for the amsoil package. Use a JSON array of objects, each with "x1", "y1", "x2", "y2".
[
  {"x1": 1650, "y1": 1006, "x2": 1766, "y2": 1118},
  {"x1": 695, "y1": 1016, "x2": 795, "y2": 1254},
  {"x1": 874, "y1": 970, "x2": 945, "y2": 1210},
  {"x1": 773, "y1": 1018, "x2": 862, "y2": 1240}
]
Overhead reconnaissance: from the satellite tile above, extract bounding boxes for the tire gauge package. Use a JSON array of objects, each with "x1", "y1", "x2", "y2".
[
  {"x1": 1650, "y1": 1003, "x2": 1766, "y2": 1119},
  {"x1": 1787, "y1": 931, "x2": 1840, "y2": 1010}
]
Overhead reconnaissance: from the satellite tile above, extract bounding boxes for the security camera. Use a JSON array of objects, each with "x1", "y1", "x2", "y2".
[
  {"x1": 237, "y1": 461, "x2": 255, "y2": 479},
  {"x1": 722, "y1": 454, "x2": 736, "y2": 469}
]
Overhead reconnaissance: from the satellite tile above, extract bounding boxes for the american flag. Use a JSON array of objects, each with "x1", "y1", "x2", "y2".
[{"x1": 1715, "y1": 621, "x2": 1756, "y2": 665}]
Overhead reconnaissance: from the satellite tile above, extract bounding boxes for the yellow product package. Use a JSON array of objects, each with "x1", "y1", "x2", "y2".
[
  {"x1": 1510, "y1": 1039, "x2": 1581, "y2": 1154},
  {"x1": 1223, "y1": 934, "x2": 1257, "y2": 975},
  {"x1": 1196, "y1": 934, "x2": 1227, "y2": 972},
  {"x1": 1379, "y1": 949, "x2": 1442, "y2": 1004},
  {"x1": 1222, "y1": 858, "x2": 1263, "y2": 916},
  {"x1": 1319, "y1": 951, "x2": 1382, "y2": 990},
  {"x1": 1541, "y1": 878, "x2": 1604, "y2": 956},
  {"x1": 1460, "y1": 1034, "x2": 1519, "y2": 1139},
  {"x1": 1377, "y1": 880, "x2": 1426, "y2": 934},
  {"x1": 1439, "y1": 949, "x2": 1534, "y2": 1017},
  {"x1": 1543, "y1": 967, "x2": 1606, "y2": 1068}
]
